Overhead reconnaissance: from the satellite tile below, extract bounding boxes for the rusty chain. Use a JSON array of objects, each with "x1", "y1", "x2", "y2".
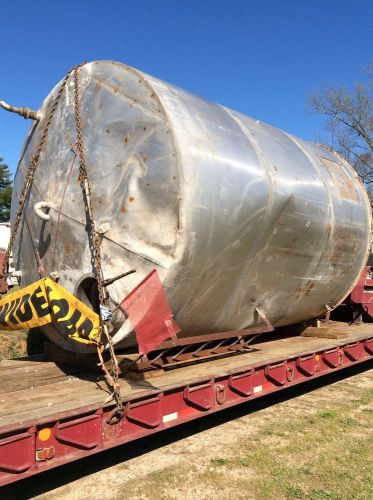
[
  {"x1": 72, "y1": 67, "x2": 123, "y2": 421},
  {"x1": 2, "y1": 63, "x2": 123, "y2": 421},
  {"x1": 72, "y1": 67, "x2": 108, "y2": 310}
]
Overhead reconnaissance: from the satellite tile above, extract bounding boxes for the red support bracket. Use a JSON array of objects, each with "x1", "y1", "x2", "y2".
[
  {"x1": 228, "y1": 370, "x2": 254, "y2": 397},
  {"x1": 344, "y1": 342, "x2": 364, "y2": 361},
  {"x1": 124, "y1": 397, "x2": 162, "y2": 428},
  {"x1": 0, "y1": 432, "x2": 34, "y2": 473},
  {"x1": 265, "y1": 362, "x2": 294, "y2": 386},
  {"x1": 364, "y1": 338, "x2": 373, "y2": 355},
  {"x1": 57, "y1": 414, "x2": 100, "y2": 449},
  {"x1": 322, "y1": 348, "x2": 343, "y2": 368},
  {"x1": 296, "y1": 354, "x2": 316, "y2": 376},
  {"x1": 184, "y1": 382, "x2": 214, "y2": 411}
]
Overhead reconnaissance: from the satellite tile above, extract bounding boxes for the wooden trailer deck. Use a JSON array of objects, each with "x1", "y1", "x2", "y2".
[{"x1": 1, "y1": 323, "x2": 372, "y2": 430}]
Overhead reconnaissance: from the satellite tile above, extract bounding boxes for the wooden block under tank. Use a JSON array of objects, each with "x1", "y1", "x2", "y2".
[{"x1": 301, "y1": 325, "x2": 349, "y2": 339}]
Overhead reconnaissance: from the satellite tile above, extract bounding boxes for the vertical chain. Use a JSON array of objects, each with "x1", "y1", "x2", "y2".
[
  {"x1": 72, "y1": 67, "x2": 123, "y2": 421},
  {"x1": 2, "y1": 62, "x2": 123, "y2": 421},
  {"x1": 73, "y1": 68, "x2": 107, "y2": 307}
]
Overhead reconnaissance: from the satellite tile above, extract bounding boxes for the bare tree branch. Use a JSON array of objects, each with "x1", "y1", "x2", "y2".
[{"x1": 307, "y1": 64, "x2": 373, "y2": 205}]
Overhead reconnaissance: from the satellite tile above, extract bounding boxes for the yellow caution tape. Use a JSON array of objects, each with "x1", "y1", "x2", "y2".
[{"x1": 0, "y1": 278, "x2": 101, "y2": 345}]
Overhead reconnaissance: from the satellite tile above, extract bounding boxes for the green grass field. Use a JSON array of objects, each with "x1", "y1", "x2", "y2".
[{"x1": 120, "y1": 383, "x2": 373, "y2": 500}]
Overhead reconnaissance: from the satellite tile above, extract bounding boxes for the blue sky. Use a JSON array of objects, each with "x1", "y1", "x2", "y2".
[{"x1": 1, "y1": 0, "x2": 372, "y2": 175}]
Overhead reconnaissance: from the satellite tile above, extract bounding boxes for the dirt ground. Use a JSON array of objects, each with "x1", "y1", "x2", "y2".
[{"x1": 3, "y1": 360, "x2": 372, "y2": 500}]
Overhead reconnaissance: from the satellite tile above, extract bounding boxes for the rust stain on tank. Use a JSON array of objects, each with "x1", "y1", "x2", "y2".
[
  {"x1": 279, "y1": 247, "x2": 294, "y2": 253},
  {"x1": 276, "y1": 215, "x2": 287, "y2": 226},
  {"x1": 64, "y1": 243, "x2": 73, "y2": 254},
  {"x1": 320, "y1": 156, "x2": 359, "y2": 202},
  {"x1": 296, "y1": 280, "x2": 316, "y2": 297}
]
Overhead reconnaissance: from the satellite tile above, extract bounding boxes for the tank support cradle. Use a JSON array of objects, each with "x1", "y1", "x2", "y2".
[
  {"x1": 44, "y1": 326, "x2": 276, "y2": 378},
  {"x1": 123, "y1": 326, "x2": 274, "y2": 376}
]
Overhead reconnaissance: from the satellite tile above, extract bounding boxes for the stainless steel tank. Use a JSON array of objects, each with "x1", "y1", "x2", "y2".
[{"x1": 11, "y1": 61, "x2": 372, "y2": 353}]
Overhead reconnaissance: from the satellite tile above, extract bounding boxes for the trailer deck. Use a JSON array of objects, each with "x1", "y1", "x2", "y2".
[{"x1": 1, "y1": 322, "x2": 372, "y2": 487}]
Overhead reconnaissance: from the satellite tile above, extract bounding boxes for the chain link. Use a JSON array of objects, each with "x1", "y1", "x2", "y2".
[
  {"x1": 3, "y1": 63, "x2": 123, "y2": 419},
  {"x1": 72, "y1": 67, "x2": 123, "y2": 419},
  {"x1": 72, "y1": 67, "x2": 108, "y2": 309}
]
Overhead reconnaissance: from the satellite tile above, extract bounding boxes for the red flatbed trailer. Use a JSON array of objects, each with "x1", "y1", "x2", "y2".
[{"x1": 0, "y1": 322, "x2": 372, "y2": 487}]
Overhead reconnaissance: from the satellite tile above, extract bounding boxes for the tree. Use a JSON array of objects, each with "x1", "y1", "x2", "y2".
[
  {"x1": 0, "y1": 158, "x2": 13, "y2": 222},
  {"x1": 307, "y1": 64, "x2": 373, "y2": 203}
]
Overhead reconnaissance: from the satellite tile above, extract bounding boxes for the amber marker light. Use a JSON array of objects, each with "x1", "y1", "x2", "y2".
[{"x1": 38, "y1": 428, "x2": 52, "y2": 442}]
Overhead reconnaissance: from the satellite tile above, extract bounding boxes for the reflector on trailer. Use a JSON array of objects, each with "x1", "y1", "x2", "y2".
[
  {"x1": 37, "y1": 428, "x2": 52, "y2": 442},
  {"x1": 35, "y1": 447, "x2": 55, "y2": 461}
]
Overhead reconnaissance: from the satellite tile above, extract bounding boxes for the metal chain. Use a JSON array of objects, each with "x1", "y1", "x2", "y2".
[
  {"x1": 72, "y1": 67, "x2": 107, "y2": 308},
  {"x1": 2, "y1": 62, "x2": 123, "y2": 420},
  {"x1": 0, "y1": 64, "x2": 83, "y2": 280},
  {"x1": 72, "y1": 67, "x2": 123, "y2": 420}
]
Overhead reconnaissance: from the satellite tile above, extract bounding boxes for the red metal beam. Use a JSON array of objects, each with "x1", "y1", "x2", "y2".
[{"x1": 0, "y1": 333, "x2": 372, "y2": 487}]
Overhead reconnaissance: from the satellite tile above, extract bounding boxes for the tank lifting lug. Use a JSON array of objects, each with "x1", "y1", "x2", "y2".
[{"x1": 34, "y1": 201, "x2": 52, "y2": 221}]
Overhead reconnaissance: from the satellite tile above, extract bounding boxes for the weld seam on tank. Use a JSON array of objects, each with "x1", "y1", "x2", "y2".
[
  {"x1": 220, "y1": 107, "x2": 277, "y2": 321},
  {"x1": 281, "y1": 131, "x2": 336, "y2": 308},
  {"x1": 88, "y1": 70, "x2": 167, "y2": 119}
]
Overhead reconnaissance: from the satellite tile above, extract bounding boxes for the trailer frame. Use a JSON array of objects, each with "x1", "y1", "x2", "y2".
[{"x1": 0, "y1": 324, "x2": 372, "y2": 487}]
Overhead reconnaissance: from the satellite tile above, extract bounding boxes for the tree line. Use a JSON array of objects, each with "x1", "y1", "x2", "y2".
[{"x1": 0, "y1": 158, "x2": 12, "y2": 222}]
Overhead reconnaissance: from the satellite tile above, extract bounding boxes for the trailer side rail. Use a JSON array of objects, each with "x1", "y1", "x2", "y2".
[{"x1": 0, "y1": 332, "x2": 372, "y2": 487}]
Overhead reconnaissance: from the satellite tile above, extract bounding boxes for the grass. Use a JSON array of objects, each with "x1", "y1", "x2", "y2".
[
  {"x1": 119, "y1": 386, "x2": 373, "y2": 500},
  {"x1": 0, "y1": 328, "x2": 28, "y2": 360},
  {"x1": 206, "y1": 389, "x2": 373, "y2": 500},
  {"x1": 0, "y1": 327, "x2": 46, "y2": 360}
]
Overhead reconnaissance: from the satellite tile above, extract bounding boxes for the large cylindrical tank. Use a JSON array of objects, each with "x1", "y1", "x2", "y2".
[{"x1": 12, "y1": 61, "x2": 371, "y2": 353}]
